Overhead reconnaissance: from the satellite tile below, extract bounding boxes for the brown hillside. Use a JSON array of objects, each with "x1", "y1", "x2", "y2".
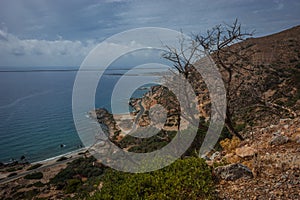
[{"x1": 223, "y1": 25, "x2": 300, "y2": 127}]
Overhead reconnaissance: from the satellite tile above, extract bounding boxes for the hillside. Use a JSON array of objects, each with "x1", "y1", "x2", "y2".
[
  {"x1": 211, "y1": 26, "x2": 300, "y2": 199},
  {"x1": 0, "y1": 26, "x2": 299, "y2": 200}
]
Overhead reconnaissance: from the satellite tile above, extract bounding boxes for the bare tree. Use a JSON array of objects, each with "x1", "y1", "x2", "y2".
[{"x1": 162, "y1": 19, "x2": 255, "y2": 140}]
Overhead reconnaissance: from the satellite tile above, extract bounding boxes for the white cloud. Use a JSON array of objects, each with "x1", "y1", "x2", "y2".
[{"x1": 0, "y1": 29, "x2": 97, "y2": 67}]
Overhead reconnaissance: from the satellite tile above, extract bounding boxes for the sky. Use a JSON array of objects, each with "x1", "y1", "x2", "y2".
[{"x1": 0, "y1": 0, "x2": 299, "y2": 67}]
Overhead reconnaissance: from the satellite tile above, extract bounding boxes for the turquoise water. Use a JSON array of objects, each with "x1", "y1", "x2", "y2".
[{"x1": 0, "y1": 68, "x2": 155, "y2": 163}]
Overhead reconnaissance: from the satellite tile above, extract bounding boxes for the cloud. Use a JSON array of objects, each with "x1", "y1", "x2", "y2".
[
  {"x1": 0, "y1": 29, "x2": 97, "y2": 67},
  {"x1": 0, "y1": 0, "x2": 300, "y2": 67}
]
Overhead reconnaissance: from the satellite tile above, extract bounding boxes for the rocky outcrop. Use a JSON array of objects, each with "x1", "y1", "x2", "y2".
[
  {"x1": 93, "y1": 108, "x2": 119, "y2": 137},
  {"x1": 214, "y1": 163, "x2": 253, "y2": 181},
  {"x1": 269, "y1": 135, "x2": 289, "y2": 146},
  {"x1": 216, "y1": 117, "x2": 300, "y2": 199}
]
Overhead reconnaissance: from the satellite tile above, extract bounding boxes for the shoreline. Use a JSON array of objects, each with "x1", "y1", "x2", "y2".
[
  {"x1": 31, "y1": 147, "x2": 89, "y2": 165},
  {"x1": 0, "y1": 147, "x2": 90, "y2": 184}
]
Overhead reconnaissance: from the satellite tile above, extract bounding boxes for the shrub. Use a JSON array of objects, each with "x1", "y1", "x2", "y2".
[
  {"x1": 56, "y1": 156, "x2": 68, "y2": 162},
  {"x1": 27, "y1": 163, "x2": 43, "y2": 171},
  {"x1": 118, "y1": 130, "x2": 176, "y2": 153},
  {"x1": 89, "y1": 157, "x2": 216, "y2": 200},
  {"x1": 13, "y1": 189, "x2": 39, "y2": 199},
  {"x1": 24, "y1": 172, "x2": 43, "y2": 180},
  {"x1": 7, "y1": 167, "x2": 17, "y2": 172},
  {"x1": 7, "y1": 172, "x2": 17, "y2": 177},
  {"x1": 64, "y1": 179, "x2": 82, "y2": 194},
  {"x1": 33, "y1": 181, "x2": 45, "y2": 187},
  {"x1": 235, "y1": 123, "x2": 246, "y2": 132},
  {"x1": 50, "y1": 157, "x2": 106, "y2": 192}
]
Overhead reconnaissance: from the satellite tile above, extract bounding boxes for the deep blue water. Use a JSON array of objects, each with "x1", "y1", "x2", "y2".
[{"x1": 0, "y1": 68, "x2": 156, "y2": 163}]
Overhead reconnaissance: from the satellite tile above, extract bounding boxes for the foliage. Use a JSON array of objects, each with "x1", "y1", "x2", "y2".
[
  {"x1": 12, "y1": 189, "x2": 39, "y2": 200},
  {"x1": 32, "y1": 181, "x2": 45, "y2": 187},
  {"x1": 56, "y1": 156, "x2": 68, "y2": 162},
  {"x1": 50, "y1": 157, "x2": 106, "y2": 193},
  {"x1": 234, "y1": 123, "x2": 247, "y2": 133},
  {"x1": 64, "y1": 179, "x2": 82, "y2": 194},
  {"x1": 118, "y1": 121, "x2": 231, "y2": 157},
  {"x1": 7, "y1": 172, "x2": 17, "y2": 177},
  {"x1": 89, "y1": 157, "x2": 216, "y2": 200},
  {"x1": 118, "y1": 130, "x2": 176, "y2": 153},
  {"x1": 6, "y1": 166, "x2": 23, "y2": 172},
  {"x1": 24, "y1": 172, "x2": 43, "y2": 180},
  {"x1": 27, "y1": 163, "x2": 43, "y2": 171},
  {"x1": 181, "y1": 126, "x2": 208, "y2": 157}
]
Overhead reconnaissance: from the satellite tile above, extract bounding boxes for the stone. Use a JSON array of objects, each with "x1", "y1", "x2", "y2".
[
  {"x1": 279, "y1": 118, "x2": 291, "y2": 124},
  {"x1": 273, "y1": 130, "x2": 281, "y2": 136},
  {"x1": 224, "y1": 153, "x2": 240, "y2": 163},
  {"x1": 292, "y1": 133, "x2": 300, "y2": 143},
  {"x1": 269, "y1": 135, "x2": 289, "y2": 146},
  {"x1": 214, "y1": 163, "x2": 253, "y2": 181},
  {"x1": 210, "y1": 151, "x2": 221, "y2": 160},
  {"x1": 235, "y1": 146, "x2": 257, "y2": 158}
]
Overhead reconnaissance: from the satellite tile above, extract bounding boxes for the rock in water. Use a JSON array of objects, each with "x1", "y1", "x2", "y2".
[{"x1": 214, "y1": 163, "x2": 253, "y2": 181}]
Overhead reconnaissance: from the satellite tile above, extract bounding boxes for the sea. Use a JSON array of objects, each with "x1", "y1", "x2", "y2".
[{"x1": 0, "y1": 66, "x2": 163, "y2": 163}]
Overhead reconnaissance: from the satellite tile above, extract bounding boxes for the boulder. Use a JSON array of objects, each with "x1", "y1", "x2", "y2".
[
  {"x1": 269, "y1": 135, "x2": 289, "y2": 146},
  {"x1": 235, "y1": 146, "x2": 257, "y2": 158},
  {"x1": 214, "y1": 163, "x2": 253, "y2": 181}
]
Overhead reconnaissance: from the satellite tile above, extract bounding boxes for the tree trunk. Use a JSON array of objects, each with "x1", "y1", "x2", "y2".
[{"x1": 225, "y1": 110, "x2": 244, "y2": 140}]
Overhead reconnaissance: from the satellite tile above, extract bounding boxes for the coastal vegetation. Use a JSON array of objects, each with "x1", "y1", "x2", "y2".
[
  {"x1": 89, "y1": 157, "x2": 215, "y2": 200},
  {"x1": 50, "y1": 157, "x2": 105, "y2": 194},
  {"x1": 26, "y1": 163, "x2": 43, "y2": 171},
  {"x1": 47, "y1": 156, "x2": 215, "y2": 199},
  {"x1": 24, "y1": 172, "x2": 43, "y2": 180}
]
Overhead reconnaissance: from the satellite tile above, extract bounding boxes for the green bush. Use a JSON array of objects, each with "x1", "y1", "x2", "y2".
[
  {"x1": 24, "y1": 172, "x2": 43, "y2": 180},
  {"x1": 64, "y1": 179, "x2": 82, "y2": 194},
  {"x1": 33, "y1": 181, "x2": 45, "y2": 187},
  {"x1": 56, "y1": 156, "x2": 68, "y2": 162},
  {"x1": 27, "y1": 163, "x2": 43, "y2": 171},
  {"x1": 89, "y1": 157, "x2": 215, "y2": 200},
  {"x1": 50, "y1": 157, "x2": 106, "y2": 192},
  {"x1": 117, "y1": 130, "x2": 177, "y2": 153}
]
